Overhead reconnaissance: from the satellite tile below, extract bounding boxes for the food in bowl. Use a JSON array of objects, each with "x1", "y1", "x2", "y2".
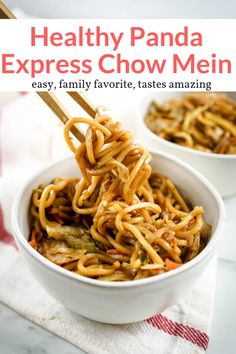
[
  {"x1": 29, "y1": 108, "x2": 211, "y2": 281},
  {"x1": 145, "y1": 93, "x2": 236, "y2": 154},
  {"x1": 13, "y1": 150, "x2": 224, "y2": 323}
]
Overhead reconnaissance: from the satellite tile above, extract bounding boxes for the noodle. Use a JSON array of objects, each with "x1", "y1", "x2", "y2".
[
  {"x1": 29, "y1": 107, "x2": 211, "y2": 281},
  {"x1": 145, "y1": 93, "x2": 236, "y2": 154}
]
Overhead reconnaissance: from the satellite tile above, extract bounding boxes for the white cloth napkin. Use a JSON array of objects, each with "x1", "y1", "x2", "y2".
[{"x1": 0, "y1": 93, "x2": 216, "y2": 353}]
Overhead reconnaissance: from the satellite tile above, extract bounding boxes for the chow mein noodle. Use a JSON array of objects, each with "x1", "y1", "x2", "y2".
[
  {"x1": 145, "y1": 93, "x2": 236, "y2": 154},
  {"x1": 29, "y1": 107, "x2": 211, "y2": 281}
]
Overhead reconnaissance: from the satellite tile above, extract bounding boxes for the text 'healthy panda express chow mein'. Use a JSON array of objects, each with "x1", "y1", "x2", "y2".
[
  {"x1": 145, "y1": 93, "x2": 236, "y2": 154},
  {"x1": 29, "y1": 107, "x2": 211, "y2": 281}
]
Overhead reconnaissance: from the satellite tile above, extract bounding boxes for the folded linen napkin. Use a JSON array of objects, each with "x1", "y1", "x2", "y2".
[{"x1": 0, "y1": 93, "x2": 215, "y2": 354}]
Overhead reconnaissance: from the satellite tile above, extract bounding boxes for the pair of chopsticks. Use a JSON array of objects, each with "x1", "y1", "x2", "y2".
[
  {"x1": 38, "y1": 92, "x2": 96, "y2": 143},
  {"x1": 0, "y1": 0, "x2": 96, "y2": 144}
]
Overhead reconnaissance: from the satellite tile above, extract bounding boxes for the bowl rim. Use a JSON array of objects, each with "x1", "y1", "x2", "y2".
[
  {"x1": 142, "y1": 116, "x2": 236, "y2": 160},
  {"x1": 12, "y1": 151, "x2": 226, "y2": 289}
]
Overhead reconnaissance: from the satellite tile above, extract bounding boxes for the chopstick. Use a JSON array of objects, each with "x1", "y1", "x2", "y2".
[
  {"x1": 37, "y1": 91, "x2": 96, "y2": 143},
  {"x1": 38, "y1": 91, "x2": 98, "y2": 143},
  {"x1": 37, "y1": 91, "x2": 97, "y2": 144},
  {"x1": 37, "y1": 92, "x2": 86, "y2": 143},
  {"x1": 68, "y1": 92, "x2": 96, "y2": 119},
  {"x1": 0, "y1": 0, "x2": 15, "y2": 19},
  {"x1": 0, "y1": 0, "x2": 97, "y2": 144},
  {"x1": 37, "y1": 92, "x2": 97, "y2": 143}
]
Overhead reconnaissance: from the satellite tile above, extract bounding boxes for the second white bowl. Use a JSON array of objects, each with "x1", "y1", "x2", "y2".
[{"x1": 139, "y1": 92, "x2": 236, "y2": 198}]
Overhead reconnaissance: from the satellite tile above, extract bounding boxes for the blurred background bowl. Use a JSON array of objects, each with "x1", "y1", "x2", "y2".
[
  {"x1": 139, "y1": 92, "x2": 236, "y2": 198},
  {"x1": 12, "y1": 151, "x2": 225, "y2": 324}
]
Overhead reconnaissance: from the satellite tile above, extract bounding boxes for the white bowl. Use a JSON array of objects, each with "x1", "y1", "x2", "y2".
[
  {"x1": 139, "y1": 92, "x2": 236, "y2": 198},
  {"x1": 12, "y1": 152, "x2": 225, "y2": 324}
]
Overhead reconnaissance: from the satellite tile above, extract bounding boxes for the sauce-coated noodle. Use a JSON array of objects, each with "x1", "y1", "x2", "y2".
[
  {"x1": 145, "y1": 93, "x2": 236, "y2": 154},
  {"x1": 29, "y1": 107, "x2": 211, "y2": 281}
]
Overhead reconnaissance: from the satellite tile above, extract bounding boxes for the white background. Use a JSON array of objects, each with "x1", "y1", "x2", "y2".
[
  {"x1": 3, "y1": 0, "x2": 236, "y2": 19},
  {"x1": 0, "y1": 19, "x2": 236, "y2": 91}
]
